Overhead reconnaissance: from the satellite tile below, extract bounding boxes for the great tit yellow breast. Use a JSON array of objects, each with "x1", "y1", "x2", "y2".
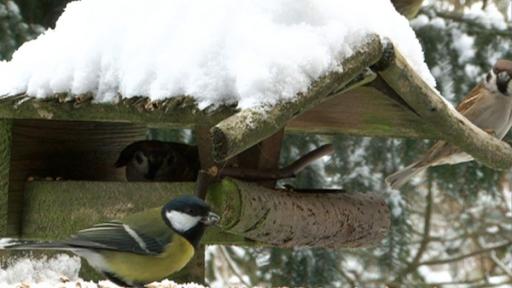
[{"x1": 99, "y1": 234, "x2": 194, "y2": 284}]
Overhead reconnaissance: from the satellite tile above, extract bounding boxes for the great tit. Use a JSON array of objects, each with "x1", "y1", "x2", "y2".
[{"x1": 0, "y1": 195, "x2": 219, "y2": 287}]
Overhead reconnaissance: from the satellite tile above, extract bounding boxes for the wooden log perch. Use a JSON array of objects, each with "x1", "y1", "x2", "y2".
[
  {"x1": 207, "y1": 178, "x2": 390, "y2": 248},
  {"x1": 377, "y1": 43, "x2": 512, "y2": 170},
  {"x1": 211, "y1": 33, "x2": 385, "y2": 162}
]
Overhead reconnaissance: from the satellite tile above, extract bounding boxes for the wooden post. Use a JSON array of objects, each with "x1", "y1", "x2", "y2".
[
  {"x1": 0, "y1": 120, "x2": 12, "y2": 236},
  {"x1": 235, "y1": 129, "x2": 285, "y2": 188}
]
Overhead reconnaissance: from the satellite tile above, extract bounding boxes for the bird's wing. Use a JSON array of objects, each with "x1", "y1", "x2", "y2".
[
  {"x1": 456, "y1": 83, "x2": 487, "y2": 116},
  {"x1": 66, "y1": 220, "x2": 172, "y2": 255}
]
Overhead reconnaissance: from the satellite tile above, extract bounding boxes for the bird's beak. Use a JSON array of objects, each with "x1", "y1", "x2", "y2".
[{"x1": 201, "y1": 211, "x2": 220, "y2": 226}]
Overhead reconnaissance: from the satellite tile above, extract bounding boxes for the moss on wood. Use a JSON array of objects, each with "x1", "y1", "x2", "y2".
[
  {"x1": 210, "y1": 34, "x2": 385, "y2": 161},
  {"x1": 0, "y1": 95, "x2": 236, "y2": 129}
]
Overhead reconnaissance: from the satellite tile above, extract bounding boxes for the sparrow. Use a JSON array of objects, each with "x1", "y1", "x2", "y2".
[
  {"x1": 115, "y1": 140, "x2": 200, "y2": 182},
  {"x1": 386, "y1": 59, "x2": 512, "y2": 189},
  {"x1": 0, "y1": 195, "x2": 220, "y2": 287}
]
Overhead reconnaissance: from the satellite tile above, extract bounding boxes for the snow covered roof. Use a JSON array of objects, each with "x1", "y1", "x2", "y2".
[
  {"x1": 0, "y1": 0, "x2": 434, "y2": 109},
  {"x1": 3, "y1": 0, "x2": 508, "y2": 167}
]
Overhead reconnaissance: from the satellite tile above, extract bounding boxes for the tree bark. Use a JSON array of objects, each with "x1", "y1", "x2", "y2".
[{"x1": 208, "y1": 179, "x2": 390, "y2": 248}]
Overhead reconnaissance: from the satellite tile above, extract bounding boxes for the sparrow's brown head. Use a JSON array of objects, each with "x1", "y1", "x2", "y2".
[{"x1": 489, "y1": 59, "x2": 512, "y2": 96}]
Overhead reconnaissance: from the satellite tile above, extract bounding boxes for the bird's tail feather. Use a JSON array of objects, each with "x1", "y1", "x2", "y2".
[
  {"x1": 0, "y1": 238, "x2": 71, "y2": 251},
  {"x1": 385, "y1": 162, "x2": 426, "y2": 190}
]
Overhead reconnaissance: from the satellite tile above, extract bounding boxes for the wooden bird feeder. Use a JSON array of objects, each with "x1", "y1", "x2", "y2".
[{"x1": 1, "y1": 33, "x2": 511, "y2": 282}]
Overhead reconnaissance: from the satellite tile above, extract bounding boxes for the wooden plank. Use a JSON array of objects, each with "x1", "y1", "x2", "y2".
[
  {"x1": 0, "y1": 95, "x2": 235, "y2": 129},
  {"x1": 211, "y1": 34, "x2": 385, "y2": 161},
  {"x1": 0, "y1": 120, "x2": 12, "y2": 236},
  {"x1": 6, "y1": 120, "x2": 146, "y2": 237},
  {"x1": 287, "y1": 83, "x2": 436, "y2": 138},
  {"x1": 0, "y1": 87, "x2": 437, "y2": 139}
]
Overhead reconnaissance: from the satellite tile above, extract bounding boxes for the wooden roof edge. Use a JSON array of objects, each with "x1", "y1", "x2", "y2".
[
  {"x1": 378, "y1": 44, "x2": 512, "y2": 170},
  {"x1": 211, "y1": 33, "x2": 385, "y2": 162},
  {"x1": 0, "y1": 93, "x2": 237, "y2": 128}
]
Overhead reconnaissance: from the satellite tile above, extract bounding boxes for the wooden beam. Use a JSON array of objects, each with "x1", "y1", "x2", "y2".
[
  {"x1": 207, "y1": 179, "x2": 390, "y2": 248},
  {"x1": 378, "y1": 45, "x2": 512, "y2": 170},
  {"x1": 0, "y1": 95, "x2": 235, "y2": 129},
  {"x1": 211, "y1": 34, "x2": 385, "y2": 162},
  {"x1": 0, "y1": 120, "x2": 12, "y2": 236},
  {"x1": 287, "y1": 82, "x2": 436, "y2": 138},
  {"x1": 235, "y1": 129, "x2": 285, "y2": 188}
]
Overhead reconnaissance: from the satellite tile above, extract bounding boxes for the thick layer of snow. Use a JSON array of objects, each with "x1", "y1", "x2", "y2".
[
  {"x1": 0, "y1": 0, "x2": 434, "y2": 109},
  {"x1": 0, "y1": 254, "x2": 206, "y2": 288}
]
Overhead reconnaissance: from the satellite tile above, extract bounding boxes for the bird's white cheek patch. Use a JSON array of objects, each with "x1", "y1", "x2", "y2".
[{"x1": 166, "y1": 211, "x2": 201, "y2": 232}]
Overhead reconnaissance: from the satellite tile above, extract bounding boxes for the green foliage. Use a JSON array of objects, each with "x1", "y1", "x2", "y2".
[
  {"x1": 0, "y1": 0, "x2": 41, "y2": 60},
  {"x1": 14, "y1": 0, "x2": 69, "y2": 28}
]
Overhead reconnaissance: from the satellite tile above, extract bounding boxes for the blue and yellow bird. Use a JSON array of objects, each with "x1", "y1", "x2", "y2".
[{"x1": 0, "y1": 195, "x2": 220, "y2": 287}]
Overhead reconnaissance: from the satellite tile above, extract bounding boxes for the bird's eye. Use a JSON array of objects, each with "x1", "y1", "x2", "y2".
[{"x1": 135, "y1": 152, "x2": 144, "y2": 165}]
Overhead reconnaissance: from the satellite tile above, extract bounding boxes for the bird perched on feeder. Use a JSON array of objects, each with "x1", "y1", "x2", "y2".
[
  {"x1": 115, "y1": 140, "x2": 200, "y2": 182},
  {"x1": 386, "y1": 59, "x2": 512, "y2": 189},
  {"x1": 0, "y1": 195, "x2": 220, "y2": 287}
]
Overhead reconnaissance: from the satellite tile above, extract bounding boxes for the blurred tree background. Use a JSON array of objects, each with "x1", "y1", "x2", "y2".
[{"x1": 1, "y1": 0, "x2": 511, "y2": 287}]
